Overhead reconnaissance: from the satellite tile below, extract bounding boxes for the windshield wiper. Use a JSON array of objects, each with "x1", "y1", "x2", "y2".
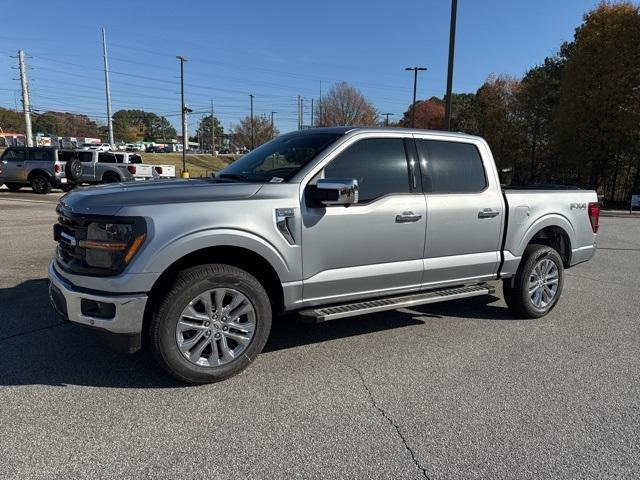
[{"x1": 217, "y1": 173, "x2": 249, "y2": 182}]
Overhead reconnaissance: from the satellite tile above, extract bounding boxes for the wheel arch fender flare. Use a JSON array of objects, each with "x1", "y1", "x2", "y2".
[
  {"x1": 102, "y1": 169, "x2": 122, "y2": 181},
  {"x1": 27, "y1": 169, "x2": 52, "y2": 181},
  {"x1": 515, "y1": 214, "x2": 575, "y2": 258},
  {"x1": 141, "y1": 228, "x2": 291, "y2": 282}
]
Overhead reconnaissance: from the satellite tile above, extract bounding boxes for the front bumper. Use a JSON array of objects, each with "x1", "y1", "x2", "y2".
[{"x1": 48, "y1": 260, "x2": 147, "y2": 335}]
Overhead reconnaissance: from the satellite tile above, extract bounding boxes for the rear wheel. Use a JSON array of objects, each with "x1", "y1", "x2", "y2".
[
  {"x1": 30, "y1": 175, "x2": 51, "y2": 194},
  {"x1": 149, "y1": 264, "x2": 272, "y2": 384},
  {"x1": 503, "y1": 244, "x2": 564, "y2": 318},
  {"x1": 5, "y1": 183, "x2": 22, "y2": 192},
  {"x1": 102, "y1": 174, "x2": 119, "y2": 184}
]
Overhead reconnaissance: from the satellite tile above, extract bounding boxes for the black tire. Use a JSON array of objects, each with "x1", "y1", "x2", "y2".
[
  {"x1": 149, "y1": 264, "x2": 272, "y2": 384},
  {"x1": 5, "y1": 183, "x2": 22, "y2": 192},
  {"x1": 30, "y1": 175, "x2": 51, "y2": 194},
  {"x1": 503, "y1": 244, "x2": 564, "y2": 318},
  {"x1": 102, "y1": 174, "x2": 120, "y2": 184},
  {"x1": 64, "y1": 159, "x2": 83, "y2": 182}
]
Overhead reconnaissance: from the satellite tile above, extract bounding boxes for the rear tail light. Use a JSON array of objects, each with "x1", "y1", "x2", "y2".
[
  {"x1": 588, "y1": 202, "x2": 600, "y2": 233},
  {"x1": 127, "y1": 165, "x2": 136, "y2": 174},
  {"x1": 155, "y1": 166, "x2": 163, "y2": 174},
  {"x1": 54, "y1": 162, "x2": 61, "y2": 174}
]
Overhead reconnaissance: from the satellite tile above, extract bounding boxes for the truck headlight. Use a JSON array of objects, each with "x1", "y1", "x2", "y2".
[{"x1": 79, "y1": 222, "x2": 145, "y2": 269}]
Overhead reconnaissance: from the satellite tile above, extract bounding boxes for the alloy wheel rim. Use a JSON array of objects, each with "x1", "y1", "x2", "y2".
[
  {"x1": 528, "y1": 258, "x2": 559, "y2": 309},
  {"x1": 175, "y1": 288, "x2": 256, "y2": 367},
  {"x1": 34, "y1": 177, "x2": 46, "y2": 192}
]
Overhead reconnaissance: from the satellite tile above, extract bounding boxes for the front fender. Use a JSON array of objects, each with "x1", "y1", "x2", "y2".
[{"x1": 141, "y1": 228, "x2": 293, "y2": 282}]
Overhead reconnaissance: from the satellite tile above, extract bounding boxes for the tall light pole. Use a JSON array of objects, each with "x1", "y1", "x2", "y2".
[
  {"x1": 270, "y1": 111, "x2": 277, "y2": 138},
  {"x1": 405, "y1": 66, "x2": 427, "y2": 128},
  {"x1": 17, "y1": 50, "x2": 33, "y2": 147},
  {"x1": 101, "y1": 28, "x2": 114, "y2": 148},
  {"x1": 210, "y1": 98, "x2": 215, "y2": 155},
  {"x1": 249, "y1": 94, "x2": 254, "y2": 150},
  {"x1": 176, "y1": 55, "x2": 188, "y2": 177},
  {"x1": 382, "y1": 113, "x2": 394, "y2": 127},
  {"x1": 444, "y1": 0, "x2": 458, "y2": 131}
]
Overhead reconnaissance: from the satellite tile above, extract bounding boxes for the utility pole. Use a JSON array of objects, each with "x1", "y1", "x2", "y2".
[
  {"x1": 405, "y1": 66, "x2": 427, "y2": 128},
  {"x1": 249, "y1": 94, "x2": 254, "y2": 150},
  {"x1": 300, "y1": 97, "x2": 304, "y2": 129},
  {"x1": 176, "y1": 55, "x2": 188, "y2": 177},
  {"x1": 101, "y1": 28, "x2": 115, "y2": 148},
  {"x1": 382, "y1": 113, "x2": 394, "y2": 127},
  {"x1": 319, "y1": 81, "x2": 323, "y2": 127},
  {"x1": 18, "y1": 50, "x2": 33, "y2": 147},
  {"x1": 210, "y1": 98, "x2": 215, "y2": 155},
  {"x1": 297, "y1": 95, "x2": 301, "y2": 130},
  {"x1": 310, "y1": 98, "x2": 314, "y2": 128},
  {"x1": 444, "y1": 0, "x2": 458, "y2": 131},
  {"x1": 270, "y1": 111, "x2": 277, "y2": 138}
]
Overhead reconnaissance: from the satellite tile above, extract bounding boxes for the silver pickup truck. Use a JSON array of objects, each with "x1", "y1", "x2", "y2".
[
  {"x1": 66, "y1": 151, "x2": 154, "y2": 185},
  {"x1": 48, "y1": 127, "x2": 599, "y2": 384}
]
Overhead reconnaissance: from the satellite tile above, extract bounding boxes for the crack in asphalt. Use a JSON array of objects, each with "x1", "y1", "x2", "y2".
[
  {"x1": 351, "y1": 366, "x2": 431, "y2": 480},
  {"x1": 0, "y1": 322, "x2": 64, "y2": 343}
]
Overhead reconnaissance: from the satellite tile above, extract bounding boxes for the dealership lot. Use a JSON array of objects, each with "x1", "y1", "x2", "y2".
[{"x1": 0, "y1": 190, "x2": 638, "y2": 479}]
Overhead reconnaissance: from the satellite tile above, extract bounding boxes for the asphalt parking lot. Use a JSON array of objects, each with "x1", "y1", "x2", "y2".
[{"x1": 0, "y1": 188, "x2": 639, "y2": 479}]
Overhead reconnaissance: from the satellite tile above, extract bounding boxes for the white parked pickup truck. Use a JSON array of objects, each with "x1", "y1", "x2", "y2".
[
  {"x1": 151, "y1": 164, "x2": 176, "y2": 179},
  {"x1": 48, "y1": 127, "x2": 599, "y2": 384}
]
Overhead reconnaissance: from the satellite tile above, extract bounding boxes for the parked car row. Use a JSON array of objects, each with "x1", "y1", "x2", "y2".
[{"x1": 0, "y1": 146, "x2": 176, "y2": 194}]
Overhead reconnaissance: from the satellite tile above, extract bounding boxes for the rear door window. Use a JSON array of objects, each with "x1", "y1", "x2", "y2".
[
  {"x1": 78, "y1": 152, "x2": 94, "y2": 162},
  {"x1": 98, "y1": 152, "x2": 117, "y2": 163},
  {"x1": 29, "y1": 150, "x2": 52, "y2": 161},
  {"x1": 57, "y1": 151, "x2": 79, "y2": 162},
  {"x1": 417, "y1": 140, "x2": 487, "y2": 194}
]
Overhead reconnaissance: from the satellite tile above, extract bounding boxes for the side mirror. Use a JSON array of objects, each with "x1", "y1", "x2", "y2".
[{"x1": 312, "y1": 178, "x2": 359, "y2": 206}]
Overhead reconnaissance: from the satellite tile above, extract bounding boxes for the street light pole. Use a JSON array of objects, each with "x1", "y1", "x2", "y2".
[
  {"x1": 444, "y1": 0, "x2": 458, "y2": 131},
  {"x1": 405, "y1": 67, "x2": 427, "y2": 128},
  {"x1": 176, "y1": 55, "x2": 188, "y2": 177},
  {"x1": 270, "y1": 111, "x2": 277, "y2": 138},
  {"x1": 249, "y1": 94, "x2": 254, "y2": 149}
]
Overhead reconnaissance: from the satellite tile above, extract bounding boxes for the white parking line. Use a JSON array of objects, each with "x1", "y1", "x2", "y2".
[{"x1": 0, "y1": 197, "x2": 59, "y2": 205}]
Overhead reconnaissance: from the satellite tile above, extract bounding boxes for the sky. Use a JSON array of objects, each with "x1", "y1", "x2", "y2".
[{"x1": 0, "y1": 0, "x2": 606, "y2": 137}]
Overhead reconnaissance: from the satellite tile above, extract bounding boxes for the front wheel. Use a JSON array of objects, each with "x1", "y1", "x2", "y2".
[
  {"x1": 503, "y1": 244, "x2": 564, "y2": 318},
  {"x1": 149, "y1": 264, "x2": 272, "y2": 384}
]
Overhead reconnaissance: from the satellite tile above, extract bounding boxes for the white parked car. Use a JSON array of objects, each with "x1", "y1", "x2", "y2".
[{"x1": 81, "y1": 143, "x2": 112, "y2": 152}]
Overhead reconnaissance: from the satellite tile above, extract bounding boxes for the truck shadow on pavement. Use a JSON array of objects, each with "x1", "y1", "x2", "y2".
[{"x1": 0, "y1": 278, "x2": 517, "y2": 388}]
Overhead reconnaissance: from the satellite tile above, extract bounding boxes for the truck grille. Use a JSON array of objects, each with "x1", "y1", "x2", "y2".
[{"x1": 55, "y1": 210, "x2": 88, "y2": 270}]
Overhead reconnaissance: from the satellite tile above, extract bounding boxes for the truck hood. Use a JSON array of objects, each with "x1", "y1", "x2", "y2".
[{"x1": 60, "y1": 179, "x2": 263, "y2": 216}]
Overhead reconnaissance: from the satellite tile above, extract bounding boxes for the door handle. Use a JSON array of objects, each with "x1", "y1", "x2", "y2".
[
  {"x1": 395, "y1": 212, "x2": 422, "y2": 223},
  {"x1": 478, "y1": 208, "x2": 500, "y2": 218}
]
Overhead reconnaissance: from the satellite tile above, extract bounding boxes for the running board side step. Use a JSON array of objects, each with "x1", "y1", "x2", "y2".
[{"x1": 299, "y1": 284, "x2": 495, "y2": 323}]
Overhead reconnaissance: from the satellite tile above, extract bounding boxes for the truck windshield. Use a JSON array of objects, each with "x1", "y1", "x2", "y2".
[{"x1": 218, "y1": 133, "x2": 341, "y2": 182}]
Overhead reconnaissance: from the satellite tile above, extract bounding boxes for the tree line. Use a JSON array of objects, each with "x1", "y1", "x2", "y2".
[{"x1": 313, "y1": 2, "x2": 640, "y2": 203}]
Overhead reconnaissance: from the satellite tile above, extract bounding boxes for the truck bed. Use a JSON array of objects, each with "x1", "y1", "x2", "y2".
[{"x1": 501, "y1": 188, "x2": 598, "y2": 276}]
